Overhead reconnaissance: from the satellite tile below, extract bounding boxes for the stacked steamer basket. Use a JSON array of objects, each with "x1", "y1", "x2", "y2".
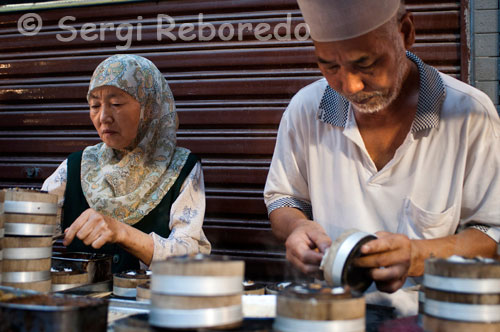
[
  {"x1": 113, "y1": 270, "x2": 150, "y2": 298},
  {"x1": 2, "y1": 189, "x2": 57, "y2": 292},
  {"x1": 51, "y1": 267, "x2": 89, "y2": 292},
  {"x1": 274, "y1": 284, "x2": 366, "y2": 332},
  {"x1": 423, "y1": 256, "x2": 500, "y2": 332},
  {"x1": 150, "y1": 254, "x2": 244, "y2": 330},
  {"x1": 136, "y1": 281, "x2": 150, "y2": 303}
]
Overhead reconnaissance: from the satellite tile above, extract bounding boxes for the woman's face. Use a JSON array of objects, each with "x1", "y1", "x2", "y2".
[{"x1": 88, "y1": 86, "x2": 141, "y2": 150}]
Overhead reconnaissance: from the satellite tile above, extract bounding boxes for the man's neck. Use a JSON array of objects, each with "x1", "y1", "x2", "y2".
[{"x1": 354, "y1": 59, "x2": 420, "y2": 171}]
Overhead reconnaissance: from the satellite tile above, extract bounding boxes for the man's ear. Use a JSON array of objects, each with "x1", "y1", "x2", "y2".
[{"x1": 399, "y1": 12, "x2": 416, "y2": 50}]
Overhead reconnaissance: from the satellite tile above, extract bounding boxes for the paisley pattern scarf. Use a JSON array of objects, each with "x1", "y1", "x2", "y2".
[{"x1": 81, "y1": 54, "x2": 190, "y2": 225}]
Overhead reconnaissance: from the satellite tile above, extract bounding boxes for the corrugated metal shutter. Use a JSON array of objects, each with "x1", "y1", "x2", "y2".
[{"x1": 0, "y1": 0, "x2": 467, "y2": 280}]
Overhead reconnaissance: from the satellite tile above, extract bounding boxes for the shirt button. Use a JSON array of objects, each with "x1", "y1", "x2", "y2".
[{"x1": 113, "y1": 254, "x2": 120, "y2": 264}]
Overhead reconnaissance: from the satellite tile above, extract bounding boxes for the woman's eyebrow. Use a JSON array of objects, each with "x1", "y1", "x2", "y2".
[{"x1": 89, "y1": 93, "x2": 121, "y2": 100}]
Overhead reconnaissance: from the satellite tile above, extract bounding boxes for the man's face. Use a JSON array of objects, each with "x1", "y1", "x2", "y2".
[{"x1": 314, "y1": 21, "x2": 408, "y2": 113}]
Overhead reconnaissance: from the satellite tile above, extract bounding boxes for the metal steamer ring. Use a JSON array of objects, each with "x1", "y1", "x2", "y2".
[
  {"x1": 273, "y1": 316, "x2": 365, "y2": 332},
  {"x1": 423, "y1": 274, "x2": 500, "y2": 294},
  {"x1": 151, "y1": 275, "x2": 243, "y2": 296},
  {"x1": 322, "y1": 231, "x2": 377, "y2": 292},
  {"x1": 4, "y1": 200, "x2": 57, "y2": 215},
  {"x1": 52, "y1": 283, "x2": 86, "y2": 292},
  {"x1": 113, "y1": 286, "x2": 137, "y2": 298},
  {"x1": 3, "y1": 270, "x2": 51, "y2": 283},
  {"x1": 149, "y1": 305, "x2": 243, "y2": 328},
  {"x1": 4, "y1": 223, "x2": 56, "y2": 236},
  {"x1": 424, "y1": 299, "x2": 500, "y2": 322},
  {"x1": 3, "y1": 247, "x2": 52, "y2": 260}
]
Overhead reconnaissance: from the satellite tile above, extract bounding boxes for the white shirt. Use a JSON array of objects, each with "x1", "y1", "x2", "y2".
[
  {"x1": 42, "y1": 160, "x2": 211, "y2": 266},
  {"x1": 264, "y1": 52, "x2": 500, "y2": 316}
]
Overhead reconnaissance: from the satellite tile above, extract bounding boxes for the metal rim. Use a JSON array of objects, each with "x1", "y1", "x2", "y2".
[
  {"x1": 332, "y1": 231, "x2": 375, "y2": 286},
  {"x1": 149, "y1": 305, "x2": 242, "y2": 328},
  {"x1": 51, "y1": 283, "x2": 86, "y2": 292},
  {"x1": 4, "y1": 223, "x2": 56, "y2": 236},
  {"x1": 424, "y1": 299, "x2": 500, "y2": 322},
  {"x1": 113, "y1": 285, "x2": 137, "y2": 298},
  {"x1": 4, "y1": 201, "x2": 57, "y2": 215},
  {"x1": 3, "y1": 247, "x2": 52, "y2": 260},
  {"x1": 3, "y1": 270, "x2": 51, "y2": 283},
  {"x1": 424, "y1": 274, "x2": 500, "y2": 294},
  {"x1": 151, "y1": 275, "x2": 243, "y2": 296},
  {"x1": 273, "y1": 316, "x2": 365, "y2": 332}
]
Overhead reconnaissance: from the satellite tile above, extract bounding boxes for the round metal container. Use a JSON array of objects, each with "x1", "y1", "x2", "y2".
[{"x1": 320, "y1": 229, "x2": 376, "y2": 292}]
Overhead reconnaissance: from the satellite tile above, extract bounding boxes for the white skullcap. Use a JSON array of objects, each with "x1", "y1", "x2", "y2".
[{"x1": 297, "y1": 0, "x2": 401, "y2": 42}]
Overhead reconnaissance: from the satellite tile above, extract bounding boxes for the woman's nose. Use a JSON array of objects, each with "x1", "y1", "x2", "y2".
[{"x1": 100, "y1": 104, "x2": 113, "y2": 123}]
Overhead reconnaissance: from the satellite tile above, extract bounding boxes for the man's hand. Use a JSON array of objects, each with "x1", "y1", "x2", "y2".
[
  {"x1": 285, "y1": 221, "x2": 332, "y2": 276},
  {"x1": 354, "y1": 231, "x2": 412, "y2": 293},
  {"x1": 63, "y1": 208, "x2": 126, "y2": 249}
]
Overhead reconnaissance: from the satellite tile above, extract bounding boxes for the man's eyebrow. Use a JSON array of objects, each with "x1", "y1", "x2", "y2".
[
  {"x1": 353, "y1": 56, "x2": 370, "y2": 64},
  {"x1": 316, "y1": 56, "x2": 336, "y2": 65}
]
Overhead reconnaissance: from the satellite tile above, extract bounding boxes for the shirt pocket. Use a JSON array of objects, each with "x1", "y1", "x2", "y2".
[{"x1": 397, "y1": 197, "x2": 459, "y2": 239}]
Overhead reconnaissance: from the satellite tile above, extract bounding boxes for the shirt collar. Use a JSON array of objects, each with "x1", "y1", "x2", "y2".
[{"x1": 318, "y1": 51, "x2": 446, "y2": 132}]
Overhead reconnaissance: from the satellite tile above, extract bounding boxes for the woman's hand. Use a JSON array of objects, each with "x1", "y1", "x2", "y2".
[{"x1": 63, "y1": 208, "x2": 126, "y2": 249}]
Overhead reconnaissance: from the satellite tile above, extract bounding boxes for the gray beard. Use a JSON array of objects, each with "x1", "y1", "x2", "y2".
[{"x1": 348, "y1": 54, "x2": 408, "y2": 114}]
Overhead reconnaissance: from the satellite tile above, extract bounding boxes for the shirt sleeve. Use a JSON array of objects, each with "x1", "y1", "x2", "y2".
[
  {"x1": 42, "y1": 159, "x2": 68, "y2": 235},
  {"x1": 149, "y1": 161, "x2": 211, "y2": 262},
  {"x1": 263, "y1": 95, "x2": 313, "y2": 219},
  {"x1": 460, "y1": 94, "x2": 500, "y2": 242}
]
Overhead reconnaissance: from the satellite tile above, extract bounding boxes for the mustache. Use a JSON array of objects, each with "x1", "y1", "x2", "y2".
[{"x1": 346, "y1": 91, "x2": 384, "y2": 103}]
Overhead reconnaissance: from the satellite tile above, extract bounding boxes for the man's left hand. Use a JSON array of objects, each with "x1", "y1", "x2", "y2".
[{"x1": 354, "y1": 231, "x2": 412, "y2": 293}]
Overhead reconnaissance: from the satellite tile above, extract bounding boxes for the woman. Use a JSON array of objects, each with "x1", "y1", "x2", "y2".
[{"x1": 42, "y1": 54, "x2": 211, "y2": 272}]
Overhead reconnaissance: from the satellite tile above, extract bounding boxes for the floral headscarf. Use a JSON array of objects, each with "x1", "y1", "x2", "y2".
[{"x1": 81, "y1": 54, "x2": 190, "y2": 225}]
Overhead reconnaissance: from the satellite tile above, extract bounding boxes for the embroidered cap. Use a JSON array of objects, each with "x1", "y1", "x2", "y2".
[{"x1": 296, "y1": 0, "x2": 401, "y2": 42}]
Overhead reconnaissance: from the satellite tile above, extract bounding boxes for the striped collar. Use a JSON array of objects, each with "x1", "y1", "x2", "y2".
[{"x1": 318, "y1": 51, "x2": 446, "y2": 132}]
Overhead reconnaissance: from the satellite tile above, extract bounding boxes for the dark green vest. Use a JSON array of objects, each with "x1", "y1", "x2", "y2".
[{"x1": 63, "y1": 151, "x2": 198, "y2": 273}]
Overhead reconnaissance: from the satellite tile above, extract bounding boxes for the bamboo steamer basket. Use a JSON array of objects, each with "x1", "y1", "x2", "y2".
[
  {"x1": 423, "y1": 256, "x2": 500, "y2": 332},
  {"x1": 52, "y1": 252, "x2": 112, "y2": 283},
  {"x1": 2, "y1": 236, "x2": 52, "y2": 292},
  {"x1": 243, "y1": 280, "x2": 265, "y2": 295},
  {"x1": 3, "y1": 189, "x2": 57, "y2": 237},
  {"x1": 113, "y1": 270, "x2": 151, "y2": 298},
  {"x1": 149, "y1": 254, "x2": 244, "y2": 330},
  {"x1": 136, "y1": 281, "x2": 150, "y2": 303},
  {"x1": 51, "y1": 268, "x2": 89, "y2": 292},
  {"x1": 320, "y1": 229, "x2": 377, "y2": 292},
  {"x1": 274, "y1": 283, "x2": 366, "y2": 332}
]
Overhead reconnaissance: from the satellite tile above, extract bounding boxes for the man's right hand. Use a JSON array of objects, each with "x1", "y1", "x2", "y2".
[
  {"x1": 269, "y1": 207, "x2": 332, "y2": 276},
  {"x1": 285, "y1": 221, "x2": 332, "y2": 275}
]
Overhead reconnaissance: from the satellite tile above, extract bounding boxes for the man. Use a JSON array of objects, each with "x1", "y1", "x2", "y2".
[{"x1": 264, "y1": 0, "x2": 500, "y2": 316}]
